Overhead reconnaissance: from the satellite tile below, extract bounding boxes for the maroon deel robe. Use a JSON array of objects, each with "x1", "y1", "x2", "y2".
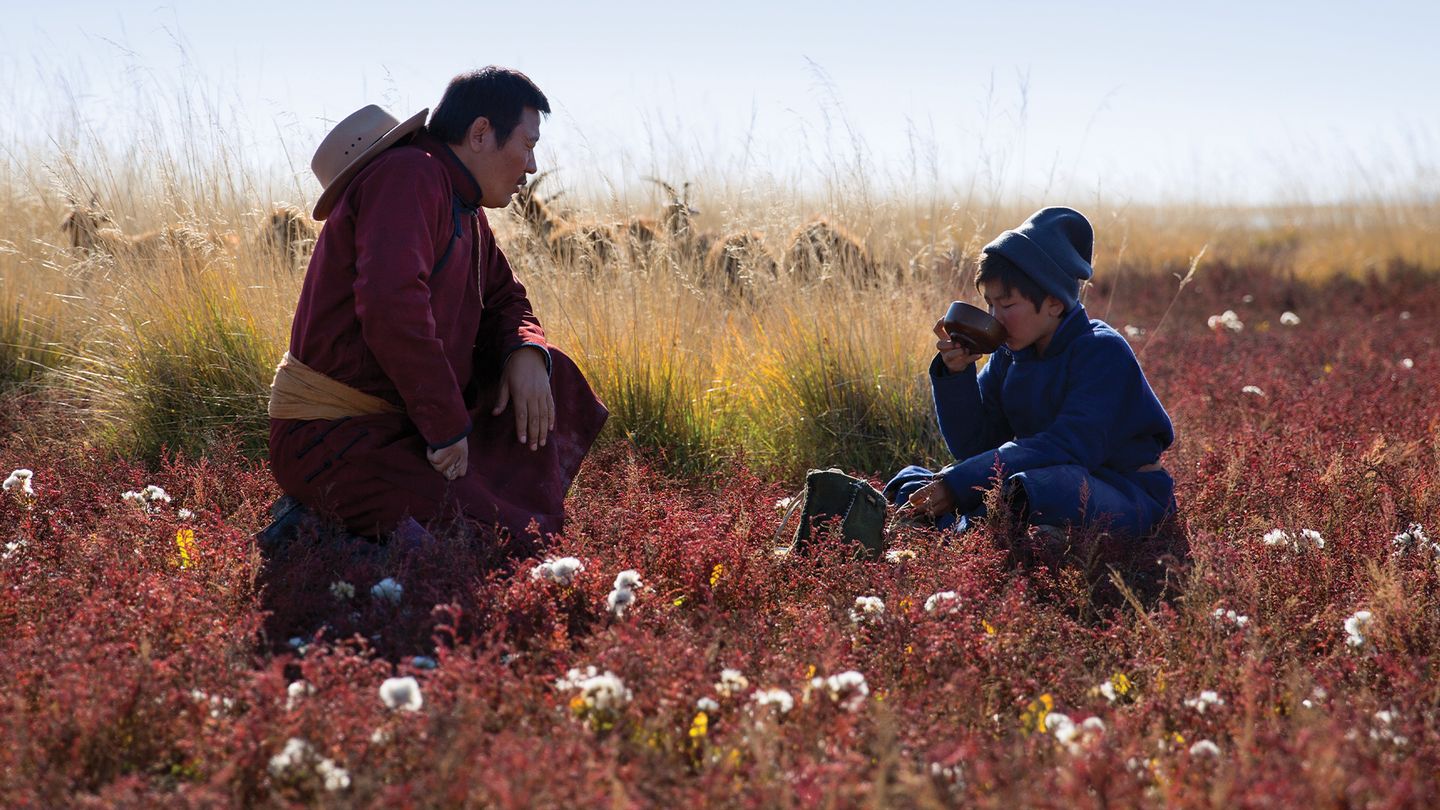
[{"x1": 269, "y1": 132, "x2": 607, "y2": 542}]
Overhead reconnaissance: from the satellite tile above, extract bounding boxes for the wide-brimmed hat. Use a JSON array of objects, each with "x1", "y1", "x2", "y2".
[{"x1": 311, "y1": 105, "x2": 427, "y2": 220}]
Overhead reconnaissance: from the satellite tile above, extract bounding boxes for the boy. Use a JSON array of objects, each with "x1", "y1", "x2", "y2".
[{"x1": 886, "y1": 207, "x2": 1175, "y2": 540}]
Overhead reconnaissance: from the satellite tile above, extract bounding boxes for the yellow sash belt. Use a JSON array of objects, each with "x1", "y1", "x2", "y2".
[{"x1": 267, "y1": 351, "x2": 402, "y2": 420}]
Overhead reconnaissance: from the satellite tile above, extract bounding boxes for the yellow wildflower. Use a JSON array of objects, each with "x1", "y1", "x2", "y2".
[
  {"x1": 1019, "y1": 693, "x2": 1054, "y2": 734},
  {"x1": 1111, "y1": 672, "x2": 1133, "y2": 695},
  {"x1": 689, "y1": 711, "x2": 709, "y2": 739},
  {"x1": 710, "y1": 563, "x2": 725, "y2": 587},
  {"x1": 174, "y1": 528, "x2": 196, "y2": 568}
]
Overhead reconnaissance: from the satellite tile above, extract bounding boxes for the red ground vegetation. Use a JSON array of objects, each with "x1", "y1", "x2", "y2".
[{"x1": 1, "y1": 263, "x2": 1437, "y2": 806}]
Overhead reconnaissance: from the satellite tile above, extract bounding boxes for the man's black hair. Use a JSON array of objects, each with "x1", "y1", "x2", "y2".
[
  {"x1": 974, "y1": 252, "x2": 1053, "y2": 312},
  {"x1": 428, "y1": 67, "x2": 550, "y2": 147}
]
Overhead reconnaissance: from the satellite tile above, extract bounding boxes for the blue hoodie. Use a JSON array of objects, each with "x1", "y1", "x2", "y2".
[{"x1": 933, "y1": 304, "x2": 1174, "y2": 510}]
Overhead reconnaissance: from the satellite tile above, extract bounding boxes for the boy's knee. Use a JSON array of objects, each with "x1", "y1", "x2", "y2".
[
  {"x1": 1001, "y1": 474, "x2": 1031, "y2": 524},
  {"x1": 884, "y1": 465, "x2": 937, "y2": 504}
]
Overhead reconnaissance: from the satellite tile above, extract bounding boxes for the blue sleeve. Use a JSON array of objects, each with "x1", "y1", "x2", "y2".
[
  {"x1": 939, "y1": 335, "x2": 1133, "y2": 497},
  {"x1": 931, "y1": 353, "x2": 1011, "y2": 461}
]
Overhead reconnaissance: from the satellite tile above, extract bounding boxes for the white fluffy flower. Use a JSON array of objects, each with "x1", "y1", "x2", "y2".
[
  {"x1": 1189, "y1": 739, "x2": 1221, "y2": 757},
  {"x1": 884, "y1": 548, "x2": 916, "y2": 563},
  {"x1": 715, "y1": 668, "x2": 750, "y2": 698},
  {"x1": 1045, "y1": 712, "x2": 1075, "y2": 736},
  {"x1": 379, "y1": 676, "x2": 423, "y2": 712},
  {"x1": 607, "y1": 586, "x2": 636, "y2": 618},
  {"x1": 924, "y1": 591, "x2": 960, "y2": 613},
  {"x1": 329, "y1": 581, "x2": 356, "y2": 600},
  {"x1": 1393, "y1": 523, "x2": 1434, "y2": 555},
  {"x1": 1123, "y1": 325, "x2": 1146, "y2": 339},
  {"x1": 696, "y1": 696, "x2": 720, "y2": 713},
  {"x1": 1099, "y1": 681, "x2": 1117, "y2": 702},
  {"x1": 1400, "y1": 358, "x2": 1414, "y2": 370},
  {"x1": 3, "y1": 469, "x2": 34, "y2": 495},
  {"x1": 530, "y1": 556, "x2": 585, "y2": 584},
  {"x1": 820, "y1": 670, "x2": 870, "y2": 712},
  {"x1": 1212, "y1": 608, "x2": 1250, "y2": 629},
  {"x1": 189, "y1": 688, "x2": 236, "y2": 719},
  {"x1": 267, "y1": 737, "x2": 313, "y2": 776},
  {"x1": 774, "y1": 495, "x2": 797, "y2": 514},
  {"x1": 751, "y1": 688, "x2": 795, "y2": 714},
  {"x1": 121, "y1": 484, "x2": 171, "y2": 512},
  {"x1": 850, "y1": 595, "x2": 886, "y2": 624},
  {"x1": 1241, "y1": 385, "x2": 1265, "y2": 397},
  {"x1": 285, "y1": 680, "x2": 315, "y2": 710},
  {"x1": 1207, "y1": 310, "x2": 1244, "y2": 333},
  {"x1": 1279, "y1": 311, "x2": 1301, "y2": 326},
  {"x1": 1262, "y1": 528, "x2": 1324, "y2": 550},
  {"x1": 606, "y1": 569, "x2": 642, "y2": 618},
  {"x1": 177, "y1": 508, "x2": 195, "y2": 520},
  {"x1": 1344, "y1": 609, "x2": 1373, "y2": 649},
  {"x1": 556, "y1": 667, "x2": 632, "y2": 712},
  {"x1": 1262, "y1": 528, "x2": 1292, "y2": 547},
  {"x1": 267, "y1": 737, "x2": 349, "y2": 791},
  {"x1": 371, "y1": 577, "x2": 403, "y2": 604},
  {"x1": 1047, "y1": 713, "x2": 1105, "y2": 752},
  {"x1": 315, "y1": 758, "x2": 352, "y2": 792},
  {"x1": 2, "y1": 539, "x2": 25, "y2": 560},
  {"x1": 1184, "y1": 690, "x2": 1225, "y2": 713},
  {"x1": 1371, "y1": 709, "x2": 1409, "y2": 746}
]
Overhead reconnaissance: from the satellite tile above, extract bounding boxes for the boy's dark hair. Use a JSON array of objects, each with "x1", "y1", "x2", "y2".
[
  {"x1": 428, "y1": 67, "x2": 550, "y2": 147},
  {"x1": 974, "y1": 252, "x2": 1053, "y2": 312}
]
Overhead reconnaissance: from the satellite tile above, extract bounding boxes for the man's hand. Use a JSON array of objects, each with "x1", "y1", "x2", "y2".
[
  {"x1": 427, "y1": 438, "x2": 469, "y2": 480},
  {"x1": 493, "y1": 346, "x2": 554, "y2": 451},
  {"x1": 932, "y1": 318, "x2": 984, "y2": 373},
  {"x1": 905, "y1": 479, "x2": 957, "y2": 520}
]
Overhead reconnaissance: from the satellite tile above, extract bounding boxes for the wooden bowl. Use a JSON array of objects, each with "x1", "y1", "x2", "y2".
[{"x1": 943, "y1": 301, "x2": 1007, "y2": 354}]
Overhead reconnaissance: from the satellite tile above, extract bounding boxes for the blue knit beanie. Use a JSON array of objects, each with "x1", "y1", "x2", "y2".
[{"x1": 981, "y1": 207, "x2": 1094, "y2": 310}]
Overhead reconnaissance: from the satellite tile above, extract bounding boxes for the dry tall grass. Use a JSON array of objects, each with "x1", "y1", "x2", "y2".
[{"x1": 2, "y1": 128, "x2": 1437, "y2": 471}]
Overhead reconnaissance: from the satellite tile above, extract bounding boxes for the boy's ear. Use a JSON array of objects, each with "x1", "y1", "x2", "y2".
[{"x1": 1043, "y1": 295, "x2": 1066, "y2": 317}]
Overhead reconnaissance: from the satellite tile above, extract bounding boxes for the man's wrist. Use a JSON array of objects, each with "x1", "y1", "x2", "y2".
[{"x1": 504, "y1": 343, "x2": 552, "y2": 375}]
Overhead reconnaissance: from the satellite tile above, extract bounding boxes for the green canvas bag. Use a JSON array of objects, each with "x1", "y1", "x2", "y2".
[{"x1": 779, "y1": 468, "x2": 889, "y2": 560}]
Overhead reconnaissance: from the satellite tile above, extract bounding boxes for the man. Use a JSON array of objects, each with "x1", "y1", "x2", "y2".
[{"x1": 266, "y1": 67, "x2": 607, "y2": 557}]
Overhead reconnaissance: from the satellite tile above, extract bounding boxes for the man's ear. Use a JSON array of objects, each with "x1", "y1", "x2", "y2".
[{"x1": 465, "y1": 116, "x2": 493, "y2": 152}]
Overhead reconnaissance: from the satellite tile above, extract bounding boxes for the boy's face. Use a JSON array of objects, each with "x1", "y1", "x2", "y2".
[{"x1": 982, "y1": 279, "x2": 1066, "y2": 355}]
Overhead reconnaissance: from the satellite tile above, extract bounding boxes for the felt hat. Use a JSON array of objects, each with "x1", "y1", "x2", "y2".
[
  {"x1": 311, "y1": 105, "x2": 428, "y2": 220},
  {"x1": 982, "y1": 207, "x2": 1094, "y2": 309}
]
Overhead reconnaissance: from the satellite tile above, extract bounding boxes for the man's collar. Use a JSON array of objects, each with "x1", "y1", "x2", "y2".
[{"x1": 413, "y1": 131, "x2": 483, "y2": 208}]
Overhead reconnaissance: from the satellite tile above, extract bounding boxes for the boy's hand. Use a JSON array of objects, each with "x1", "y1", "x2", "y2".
[
  {"x1": 932, "y1": 319, "x2": 984, "y2": 372},
  {"x1": 493, "y1": 347, "x2": 555, "y2": 451},
  {"x1": 906, "y1": 479, "x2": 957, "y2": 519}
]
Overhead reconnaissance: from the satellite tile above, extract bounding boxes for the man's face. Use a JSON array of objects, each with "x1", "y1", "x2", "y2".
[
  {"x1": 461, "y1": 107, "x2": 541, "y2": 208},
  {"x1": 982, "y1": 279, "x2": 1064, "y2": 354}
]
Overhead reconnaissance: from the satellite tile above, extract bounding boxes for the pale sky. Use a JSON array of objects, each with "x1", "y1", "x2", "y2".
[{"x1": 2, "y1": 0, "x2": 1436, "y2": 205}]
